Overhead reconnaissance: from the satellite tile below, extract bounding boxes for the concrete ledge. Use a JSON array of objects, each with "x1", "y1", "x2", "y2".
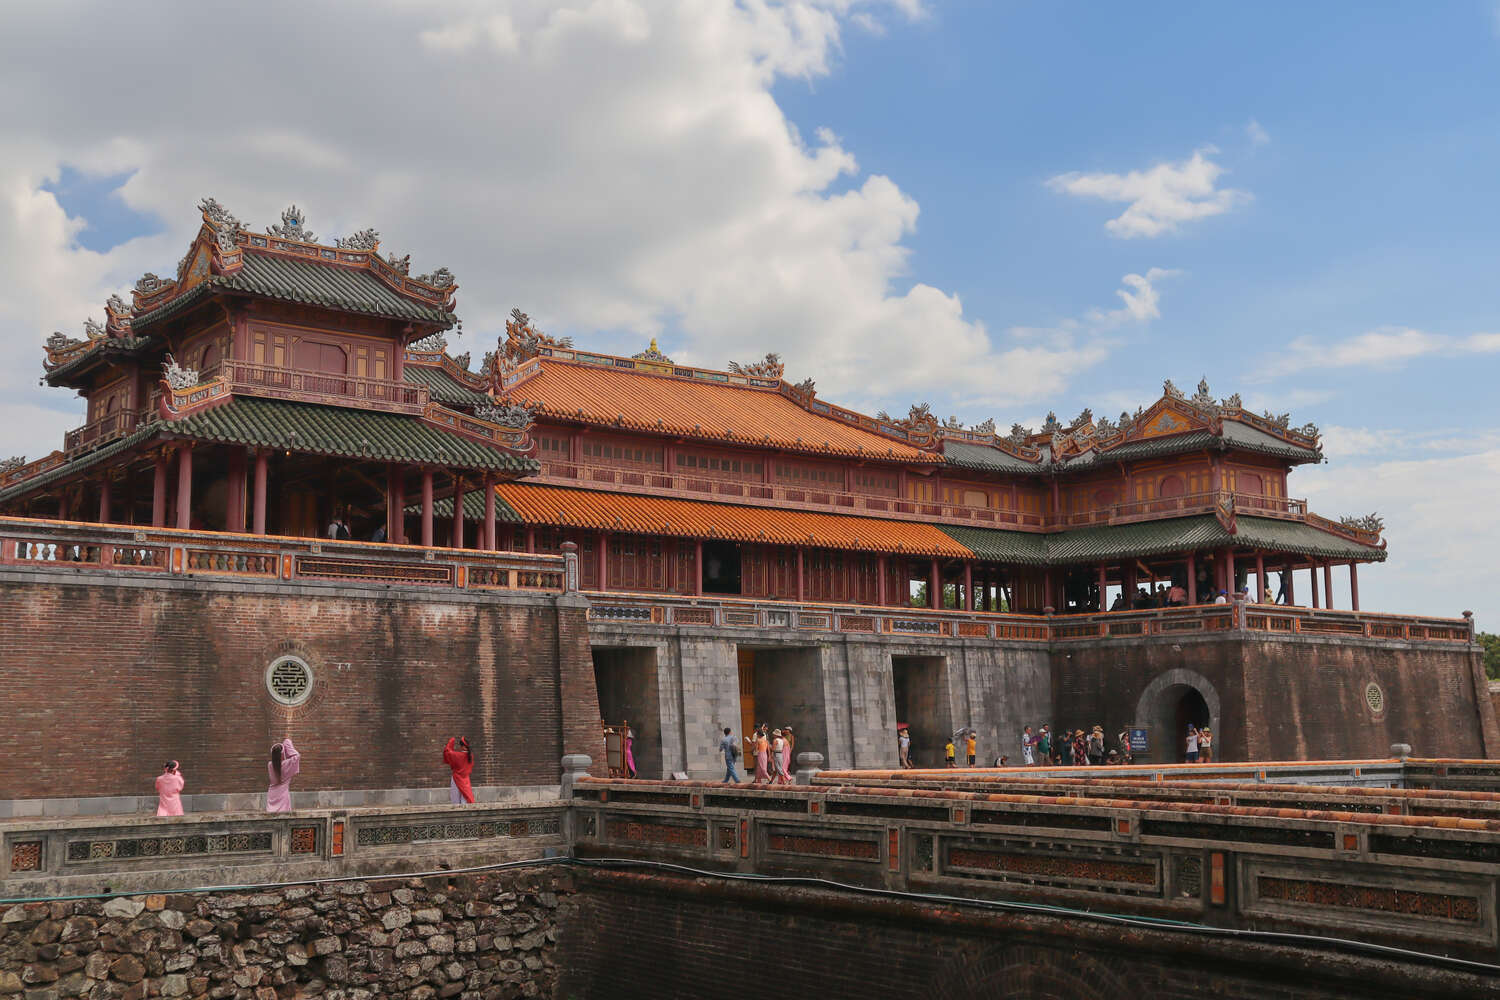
[{"x1": 0, "y1": 783, "x2": 562, "y2": 820}]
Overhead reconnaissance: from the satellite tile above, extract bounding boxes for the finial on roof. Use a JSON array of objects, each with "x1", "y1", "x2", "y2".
[
  {"x1": 267, "y1": 205, "x2": 316, "y2": 243},
  {"x1": 633, "y1": 338, "x2": 674, "y2": 363}
]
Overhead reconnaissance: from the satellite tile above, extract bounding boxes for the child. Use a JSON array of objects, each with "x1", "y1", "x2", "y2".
[{"x1": 944, "y1": 738, "x2": 957, "y2": 767}]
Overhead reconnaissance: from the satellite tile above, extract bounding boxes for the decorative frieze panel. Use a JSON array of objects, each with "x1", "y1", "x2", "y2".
[
  {"x1": 9, "y1": 841, "x2": 42, "y2": 873},
  {"x1": 945, "y1": 842, "x2": 1159, "y2": 895},
  {"x1": 187, "y1": 549, "x2": 278, "y2": 576},
  {"x1": 355, "y1": 815, "x2": 560, "y2": 848},
  {"x1": 65, "y1": 831, "x2": 273, "y2": 864},
  {"x1": 605, "y1": 818, "x2": 707, "y2": 848},
  {"x1": 765, "y1": 827, "x2": 879, "y2": 862},
  {"x1": 1257, "y1": 875, "x2": 1480, "y2": 923}
]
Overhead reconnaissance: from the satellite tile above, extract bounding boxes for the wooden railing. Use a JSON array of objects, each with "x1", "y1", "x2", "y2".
[
  {"x1": 582, "y1": 590, "x2": 1472, "y2": 645},
  {"x1": 536, "y1": 462, "x2": 1326, "y2": 535},
  {"x1": 62, "y1": 410, "x2": 142, "y2": 455},
  {"x1": 0, "y1": 516, "x2": 565, "y2": 594},
  {"x1": 220, "y1": 359, "x2": 429, "y2": 414}
]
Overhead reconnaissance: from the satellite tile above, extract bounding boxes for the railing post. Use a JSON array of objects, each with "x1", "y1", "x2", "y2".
[{"x1": 561, "y1": 541, "x2": 579, "y2": 594}]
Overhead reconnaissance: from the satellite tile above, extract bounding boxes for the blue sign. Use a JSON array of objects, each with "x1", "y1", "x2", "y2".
[{"x1": 1129, "y1": 728, "x2": 1149, "y2": 752}]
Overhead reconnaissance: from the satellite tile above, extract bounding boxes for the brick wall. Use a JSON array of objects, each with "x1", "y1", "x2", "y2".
[
  {"x1": 1053, "y1": 634, "x2": 1496, "y2": 763},
  {"x1": 558, "y1": 868, "x2": 1484, "y2": 999},
  {"x1": 0, "y1": 575, "x2": 605, "y2": 800}
]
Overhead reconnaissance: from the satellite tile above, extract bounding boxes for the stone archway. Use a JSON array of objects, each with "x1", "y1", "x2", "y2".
[
  {"x1": 939, "y1": 942, "x2": 1142, "y2": 997},
  {"x1": 1134, "y1": 667, "x2": 1222, "y2": 764}
]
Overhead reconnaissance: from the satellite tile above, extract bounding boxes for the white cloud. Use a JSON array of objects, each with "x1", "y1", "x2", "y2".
[
  {"x1": 0, "y1": 0, "x2": 1179, "y2": 457},
  {"x1": 1296, "y1": 440, "x2": 1500, "y2": 620},
  {"x1": 1047, "y1": 146, "x2": 1250, "y2": 238},
  {"x1": 1256, "y1": 326, "x2": 1500, "y2": 378},
  {"x1": 1101, "y1": 267, "x2": 1178, "y2": 324},
  {"x1": 1245, "y1": 118, "x2": 1270, "y2": 146}
]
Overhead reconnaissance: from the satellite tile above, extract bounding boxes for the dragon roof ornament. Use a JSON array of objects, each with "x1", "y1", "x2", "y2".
[
  {"x1": 632, "y1": 338, "x2": 674, "y2": 364},
  {"x1": 106, "y1": 293, "x2": 132, "y2": 318},
  {"x1": 500, "y1": 309, "x2": 572, "y2": 365},
  {"x1": 728, "y1": 352, "x2": 785, "y2": 379},
  {"x1": 335, "y1": 228, "x2": 380, "y2": 251},
  {"x1": 162, "y1": 353, "x2": 200, "y2": 391},
  {"x1": 416, "y1": 266, "x2": 455, "y2": 289},
  {"x1": 410, "y1": 332, "x2": 448, "y2": 353},
  {"x1": 475, "y1": 400, "x2": 536, "y2": 429},
  {"x1": 0, "y1": 456, "x2": 25, "y2": 475},
  {"x1": 382, "y1": 251, "x2": 411, "y2": 275},
  {"x1": 266, "y1": 205, "x2": 316, "y2": 243},
  {"x1": 197, "y1": 197, "x2": 244, "y2": 253},
  {"x1": 83, "y1": 318, "x2": 105, "y2": 340},
  {"x1": 1339, "y1": 512, "x2": 1384, "y2": 536},
  {"x1": 134, "y1": 272, "x2": 173, "y2": 296}
]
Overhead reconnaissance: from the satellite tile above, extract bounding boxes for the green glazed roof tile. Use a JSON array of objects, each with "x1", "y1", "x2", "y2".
[
  {"x1": 941, "y1": 440, "x2": 1040, "y2": 473},
  {"x1": 165, "y1": 397, "x2": 534, "y2": 473},
  {"x1": 134, "y1": 253, "x2": 455, "y2": 329},
  {"x1": 404, "y1": 363, "x2": 492, "y2": 408},
  {"x1": 937, "y1": 524, "x2": 1050, "y2": 566}
]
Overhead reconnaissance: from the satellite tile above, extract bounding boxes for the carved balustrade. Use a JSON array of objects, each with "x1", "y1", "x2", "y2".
[
  {"x1": 221, "y1": 358, "x2": 429, "y2": 414},
  {"x1": 62, "y1": 410, "x2": 142, "y2": 455},
  {"x1": 0, "y1": 516, "x2": 563, "y2": 594},
  {"x1": 582, "y1": 590, "x2": 1470, "y2": 645}
]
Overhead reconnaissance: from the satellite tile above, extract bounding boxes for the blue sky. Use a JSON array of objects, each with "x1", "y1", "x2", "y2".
[{"x1": 3, "y1": 0, "x2": 1496, "y2": 619}]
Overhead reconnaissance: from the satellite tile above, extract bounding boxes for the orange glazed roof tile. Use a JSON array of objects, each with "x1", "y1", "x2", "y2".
[
  {"x1": 494, "y1": 482, "x2": 974, "y2": 558},
  {"x1": 510, "y1": 358, "x2": 935, "y2": 463}
]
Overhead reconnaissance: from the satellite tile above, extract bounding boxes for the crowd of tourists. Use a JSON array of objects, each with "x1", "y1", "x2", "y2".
[
  {"x1": 716, "y1": 724, "x2": 796, "y2": 784},
  {"x1": 883, "y1": 721, "x2": 1218, "y2": 773}
]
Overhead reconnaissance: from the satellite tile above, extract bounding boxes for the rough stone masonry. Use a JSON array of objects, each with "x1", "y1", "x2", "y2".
[{"x1": 0, "y1": 868, "x2": 569, "y2": 1000}]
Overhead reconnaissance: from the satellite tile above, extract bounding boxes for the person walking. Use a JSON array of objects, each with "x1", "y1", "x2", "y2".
[
  {"x1": 782, "y1": 726, "x2": 795, "y2": 779},
  {"x1": 266, "y1": 737, "x2": 300, "y2": 812},
  {"x1": 155, "y1": 760, "x2": 185, "y2": 817},
  {"x1": 1037, "y1": 725, "x2": 1051, "y2": 766},
  {"x1": 749, "y1": 726, "x2": 770, "y2": 783},
  {"x1": 719, "y1": 727, "x2": 741, "y2": 782},
  {"x1": 1087, "y1": 726, "x2": 1105, "y2": 766},
  {"x1": 965, "y1": 729, "x2": 978, "y2": 767},
  {"x1": 769, "y1": 729, "x2": 789, "y2": 785},
  {"x1": 443, "y1": 736, "x2": 474, "y2": 804},
  {"x1": 898, "y1": 727, "x2": 913, "y2": 769},
  {"x1": 1185, "y1": 724, "x2": 1200, "y2": 764},
  {"x1": 1071, "y1": 729, "x2": 1088, "y2": 766},
  {"x1": 1021, "y1": 726, "x2": 1035, "y2": 766}
]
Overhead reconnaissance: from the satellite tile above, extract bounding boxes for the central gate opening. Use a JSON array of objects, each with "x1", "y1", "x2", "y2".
[
  {"x1": 892, "y1": 655, "x2": 952, "y2": 768},
  {"x1": 735, "y1": 646, "x2": 827, "y2": 772}
]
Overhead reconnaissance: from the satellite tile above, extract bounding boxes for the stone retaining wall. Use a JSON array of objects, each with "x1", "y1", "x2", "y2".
[{"x1": 0, "y1": 868, "x2": 570, "y2": 1000}]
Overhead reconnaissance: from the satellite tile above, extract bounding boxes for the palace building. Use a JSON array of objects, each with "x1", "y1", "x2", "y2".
[{"x1": 0, "y1": 200, "x2": 1488, "y2": 799}]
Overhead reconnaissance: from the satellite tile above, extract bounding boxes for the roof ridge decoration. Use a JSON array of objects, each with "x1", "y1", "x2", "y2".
[
  {"x1": 162, "y1": 353, "x2": 200, "y2": 391},
  {"x1": 266, "y1": 205, "x2": 316, "y2": 243},
  {"x1": 632, "y1": 338, "x2": 674, "y2": 364},
  {"x1": 336, "y1": 228, "x2": 380, "y2": 251},
  {"x1": 727, "y1": 352, "x2": 785, "y2": 379}
]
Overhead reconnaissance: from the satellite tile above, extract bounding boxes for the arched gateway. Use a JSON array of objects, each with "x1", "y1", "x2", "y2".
[{"x1": 1134, "y1": 668, "x2": 1221, "y2": 764}]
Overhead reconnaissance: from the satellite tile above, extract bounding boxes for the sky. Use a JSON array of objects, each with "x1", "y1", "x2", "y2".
[{"x1": 0, "y1": 1, "x2": 1495, "y2": 621}]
